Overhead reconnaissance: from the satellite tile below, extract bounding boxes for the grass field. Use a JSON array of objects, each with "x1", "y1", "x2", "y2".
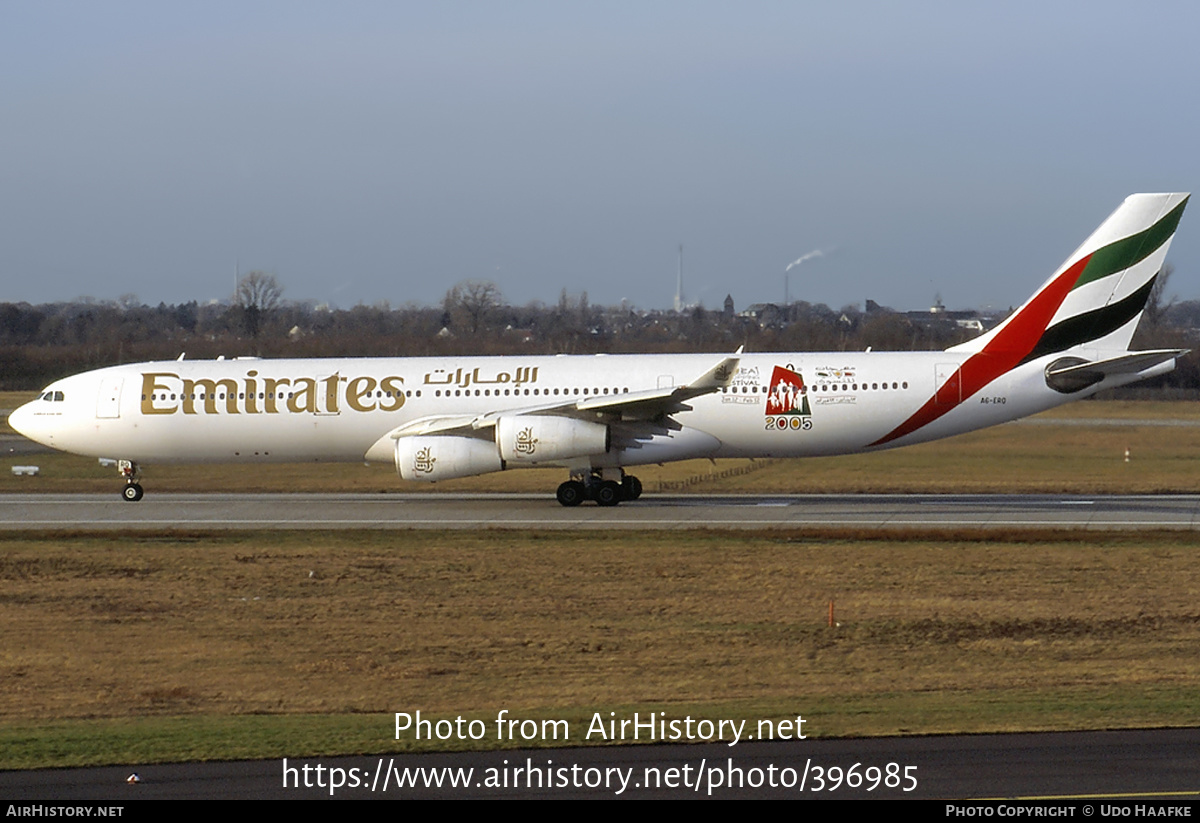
[
  {"x1": 1, "y1": 528, "x2": 1198, "y2": 768},
  {"x1": 2, "y1": 396, "x2": 1199, "y2": 769}
]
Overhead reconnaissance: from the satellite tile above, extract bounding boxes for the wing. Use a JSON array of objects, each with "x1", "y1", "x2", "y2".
[{"x1": 364, "y1": 349, "x2": 742, "y2": 461}]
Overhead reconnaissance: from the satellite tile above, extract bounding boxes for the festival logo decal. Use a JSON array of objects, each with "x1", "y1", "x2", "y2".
[
  {"x1": 723, "y1": 366, "x2": 763, "y2": 404},
  {"x1": 812, "y1": 364, "x2": 859, "y2": 406},
  {"x1": 766, "y1": 366, "x2": 811, "y2": 417}
]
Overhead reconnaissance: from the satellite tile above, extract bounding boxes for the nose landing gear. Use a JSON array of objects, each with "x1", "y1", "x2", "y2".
[{"x1": 117, "y1": 460, "x2": 144, "y2": 502}]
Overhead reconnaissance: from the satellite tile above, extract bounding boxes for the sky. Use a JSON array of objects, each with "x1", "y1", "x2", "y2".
[{"x1": 3, "y1": 1, "x2": 1200, "y2": 314}]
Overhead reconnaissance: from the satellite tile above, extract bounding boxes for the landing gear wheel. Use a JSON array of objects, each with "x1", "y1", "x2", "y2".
[
  {"x1": 621, "y1": 475, "x2": 643, "y2": 501},
  {"x1": 117, "y1": 460, "x2": 143, "y2": 501},
  {"x1": 556, "y1": 480, "x2": 586, "y2": 507},
  {"x1": 595, "y1": 480, "x2": 622, "y2": 507}
]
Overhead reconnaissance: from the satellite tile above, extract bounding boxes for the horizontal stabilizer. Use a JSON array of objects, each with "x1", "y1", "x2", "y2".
[
  {"x1": 1044, "y1": 349, "x2": 1187, "y2": 393},
  {"x1": 1047, "y1": 349, "x2": 1187, "y2": 378}
]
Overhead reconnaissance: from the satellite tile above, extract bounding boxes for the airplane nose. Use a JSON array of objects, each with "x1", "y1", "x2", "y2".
[
  {"x1": 8, "y1": 402, "x2": 29, "y2": 435},
  {"x1": 7, "y1": 401, "x2": 43, "y2": 444}
]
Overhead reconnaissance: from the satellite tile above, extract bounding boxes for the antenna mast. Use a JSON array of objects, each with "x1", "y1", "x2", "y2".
[{"x1": 674, "y1": 244, "x2": 684, "y2": 312}]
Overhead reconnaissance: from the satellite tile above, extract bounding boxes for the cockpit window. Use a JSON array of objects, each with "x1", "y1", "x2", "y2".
[{"x1": 39, "y1": 391, "x2": 64, "y2": 402}]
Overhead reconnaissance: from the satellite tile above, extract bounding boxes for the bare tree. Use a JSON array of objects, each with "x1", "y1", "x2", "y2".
[
  {"x1": 444, "y1": 279, "x2": 503, "y2": 335},
  {"x1": 234, "y1": 271, "x2": 284, "y2": 338},
  {"x1": 1142, "y1": 263, "x2": 1175, "y2": 329}
]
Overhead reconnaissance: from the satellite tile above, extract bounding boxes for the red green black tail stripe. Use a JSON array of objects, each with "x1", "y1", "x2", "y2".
[
  {"x1": 1070, "y1": 199, "x2": 1186, "y2": 291},
  {"x1": 870, "y1": 253, "x2": 1089, "y2": 446},
  {"x1": 1019, "y1": 274, "x2": 1157, "y2": 365},
  {"x1": 870, "y1": 198, "x2": 1186, "y2": 448}
]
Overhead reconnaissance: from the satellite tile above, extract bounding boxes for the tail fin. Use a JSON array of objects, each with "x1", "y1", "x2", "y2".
[
  {"x1": 873, "y1": 193, "x2": 1188, "y2": 447},
  {"x1": 951, "y1": 192, "x2": 1189, "y2": 358}
]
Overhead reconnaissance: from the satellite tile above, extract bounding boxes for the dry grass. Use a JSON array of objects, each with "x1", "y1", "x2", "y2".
[
  {"x1": 701, "y1": 422, "x2": 1200, "y2": 494},
  {"x1": 1, "y1": 528, "x2": 1197, "y2": 767},
  {"x1": 4, "y1": 397, "x2": 1200, "y2": 768},
  {"x1": 1034, "y1": 400, "x2": 1200, "y2": 420}
]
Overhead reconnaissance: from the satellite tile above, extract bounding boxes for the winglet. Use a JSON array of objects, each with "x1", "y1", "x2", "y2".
[
  {"x1": 685, "y1": 349, "x2": 742, "y2": 392},
  {"x1": 572, "y1": 349, "x2": 743, "y2": 416}
]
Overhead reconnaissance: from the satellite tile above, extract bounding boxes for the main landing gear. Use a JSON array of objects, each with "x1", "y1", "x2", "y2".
[
  {"x1": 118, "y1": 459, "x2": 144, "y2": 502},
  {"x1": 556, "y1": 470, "x2": 643, "y2": 507}
]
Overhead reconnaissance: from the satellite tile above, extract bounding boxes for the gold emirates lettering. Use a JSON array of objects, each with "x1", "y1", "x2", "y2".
[{"x1": 139, "y1": 371, "x2": 406, "y2": 416}]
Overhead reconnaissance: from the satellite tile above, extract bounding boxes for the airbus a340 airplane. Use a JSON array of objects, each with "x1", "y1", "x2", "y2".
[{"x1": 9, "y1": 193, "x2": 1190, "y2": 506}]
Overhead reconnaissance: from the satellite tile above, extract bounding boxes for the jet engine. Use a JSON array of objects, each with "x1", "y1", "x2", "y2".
[
  {"x1": 496, "y1": 415, "x2": 609, "y2": 464},
  {"x1": 395, "y1": 435, "x2": 504, "y2": 482}
]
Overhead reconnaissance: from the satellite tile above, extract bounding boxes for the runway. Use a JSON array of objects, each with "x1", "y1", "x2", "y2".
[
  {"x1": 2, "y1": 728, "x2": 1197, "y2": 800},
  {"x1": 2, "y1": 491, "x2": 1200, "y2": 529}
]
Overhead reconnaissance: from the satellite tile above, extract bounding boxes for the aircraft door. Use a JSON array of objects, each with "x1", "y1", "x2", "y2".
[
  {"x1": 934, "y1": 363, "x2": 961, "y2": 405},
  {"x1": 96, "y1": 377, "x2": 123, "y2": 419}
]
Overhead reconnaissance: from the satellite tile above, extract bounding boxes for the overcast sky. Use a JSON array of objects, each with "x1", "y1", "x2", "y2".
[{"x1": 4, "y1": 1, "x2": 1199, "y2": 313}]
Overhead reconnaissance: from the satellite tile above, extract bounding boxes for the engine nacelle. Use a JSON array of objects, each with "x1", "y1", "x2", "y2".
[
  {"x1": 496, "y1": 415, "x2": 609, "y2": 464},
  {"x1": 395, "y1": 435, "x2": 504, "y2": 482}
]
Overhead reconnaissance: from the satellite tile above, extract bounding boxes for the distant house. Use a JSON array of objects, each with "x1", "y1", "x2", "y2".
[{"x1": 739, "y1": 303, "x2": 787, "y2": 328}]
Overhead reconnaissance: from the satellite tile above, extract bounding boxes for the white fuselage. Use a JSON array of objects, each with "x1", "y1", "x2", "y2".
[
  {"x1": 10, "y1": 193, "x2": 1188, "y2": 497},
  {"x1": 9, "y1": 348, "x2": 1147, "y2": 472}
]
